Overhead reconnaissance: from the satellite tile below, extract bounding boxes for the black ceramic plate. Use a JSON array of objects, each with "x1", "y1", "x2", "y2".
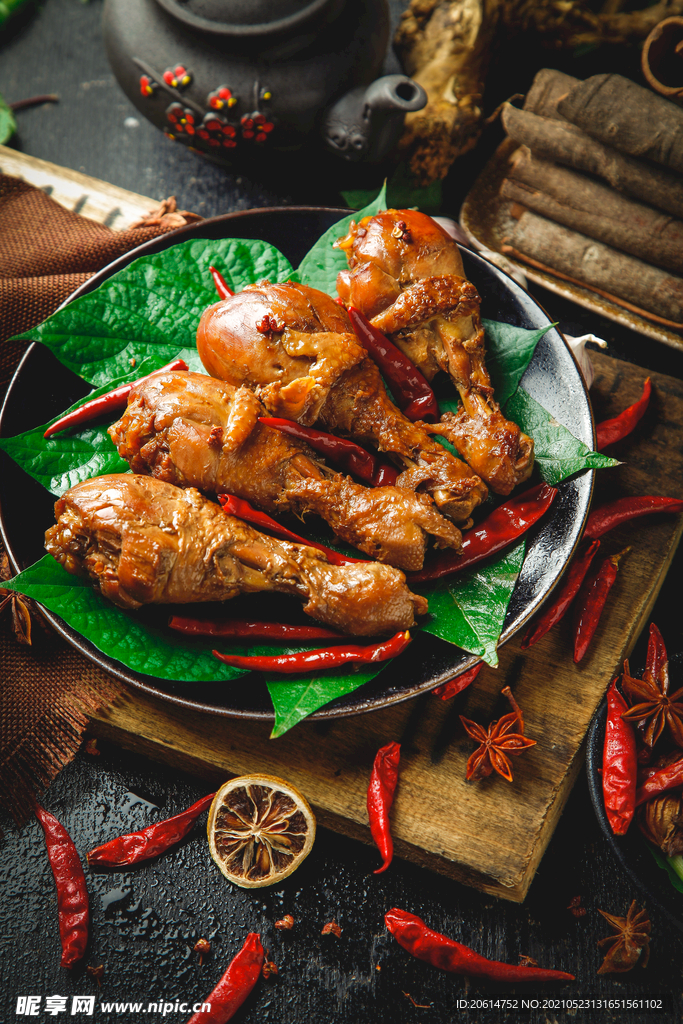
[
  {"x1": 586, "y1": 654, "x2": 683, "y2": 933},
  {"x1": 0, "y1": 207, "x2": 594, "y2": 721}
]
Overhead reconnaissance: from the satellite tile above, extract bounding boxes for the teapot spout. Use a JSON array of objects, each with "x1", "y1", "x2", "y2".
[{"x1": 323, "y1": 74, "x2": 427, "y2": 162}]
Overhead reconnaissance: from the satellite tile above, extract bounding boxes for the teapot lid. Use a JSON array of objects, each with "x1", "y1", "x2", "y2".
[{"x1": 155, "y1": 0, "x2": 333, "y2": 36}]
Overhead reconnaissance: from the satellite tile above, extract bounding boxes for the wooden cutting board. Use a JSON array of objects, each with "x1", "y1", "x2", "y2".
[
  {"x1": 6, "y1": 147, "x2": 682, "y2": 901},
  {"x1": 88, "y1": 353, "x2": 683, "y2": 902}
]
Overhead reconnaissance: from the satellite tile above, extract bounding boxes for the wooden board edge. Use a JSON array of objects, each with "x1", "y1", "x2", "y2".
[{"x1": 0, "y1": 144, "x2": 157, "y2": 230}]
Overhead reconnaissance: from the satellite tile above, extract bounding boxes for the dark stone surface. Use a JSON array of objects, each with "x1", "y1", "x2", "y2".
[
  {"x1": 2, "y1": 742, "x2": 682, "y2": 1024},
  {"x1": 2, "y1": 2, "x2": 683, "y2": 1021}
]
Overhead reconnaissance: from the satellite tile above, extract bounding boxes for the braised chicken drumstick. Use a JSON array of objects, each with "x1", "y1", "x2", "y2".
[
  {"x1": 45, "y1": 475, "x2": 427, "y2": 636},
  {"x1": 335, "y1": 209, "x2": 534, "y2": 495},
  {"x1": 108, "y1": 371, "x2": 461, "y2": 570},
  {"x1": 197, "y1": 281, "x2": 487, "y2": 526}
]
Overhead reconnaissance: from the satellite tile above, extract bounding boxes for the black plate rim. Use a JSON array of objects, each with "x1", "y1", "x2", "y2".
[{"x1": 0, "y1": 206, "x2": 594, "y2": 722}]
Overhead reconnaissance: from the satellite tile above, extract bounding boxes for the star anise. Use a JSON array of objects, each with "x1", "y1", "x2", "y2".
[
  {"x1": 597, "y1": 901, "x2": 650, "y2": 974},
  {"x1": 459, "y1": 686, "x2": 536, "y2": 782},
  {"x1": 0, "y1": 551, "x2": 36, "y2": 645},
  {"x1": 621, "y1": 658, "x2": 683, "y2": 749}
]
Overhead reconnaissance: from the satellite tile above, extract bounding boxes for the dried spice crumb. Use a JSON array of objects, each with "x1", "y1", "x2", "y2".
[
  {"x1": 84, "y1": 738, "x2": 100, "y2": 757},
  {"x1": 193, "y1": 938, "x2": 211, "y2": 966},
  {"x1": 403, "y1": 991, "x2": 432, "y2": 1008},
  {"x1": 597, "y1": 901, "x2": 651, "y2": 974},
  {"x1": 274, "y1": 914, "x2": 294, "y2": 930},
  {"x1": 262, "y1": 957, "x2": 279, "y2": 979},
  {"x1": 86, "y1": 965, "x2": 104, "y2": 986},
  {"x1": 567, "y1": 896, "x2": 587, "y2": 918},
  {"x1": 321, "y1": 921, "x2": 342, "y2": 937},
  {"x1": 518, "y1": 954, "x2": 539, "y2": 967}
]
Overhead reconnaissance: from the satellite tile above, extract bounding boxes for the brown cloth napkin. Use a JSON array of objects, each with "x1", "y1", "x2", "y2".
[{"x1": 0, "y1": 173, "x2": 200, "y2": 824}]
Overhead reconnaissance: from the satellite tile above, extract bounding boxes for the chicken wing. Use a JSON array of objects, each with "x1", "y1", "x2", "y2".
[
  {"x1": 108, "y1": 370, "x2": 461, "y2": 570},
  {"x1": 335, "y1": 209, "x2": 534, "y2": 495},
  {"x1": 45, "y1": 475, "x2": 427, "y2": 636},
  {"x1": 197, "y1": 281, "x2": 487, "y2": 525}
]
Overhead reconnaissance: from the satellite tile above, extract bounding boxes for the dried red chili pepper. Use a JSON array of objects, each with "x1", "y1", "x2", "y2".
[
  {"x1": 169, "y1": 616, "x2": 344, "y2": 643},
  {"x1": 209, "y1": 265, "x2": 234, "y2": 299},
  {"x1": 367, "y1": 741, "x2": 401, "y2": 874},
  {"x1": 385, "y1": 909, "x2": 574, "y2": 982},
  {"x1": 521, "y1": 539, "x2": 601, "y2": 649},
  {"x1": 409, "y1": 483, "x2": 557, "y2": 583},
  {"x1": 646, "y1": 622, "x2": 668, "y2": 685},
  {"x1": 347, "y1": 307, "x2": 439, "y2": 422},
  {"x1": 258, "y1": 417, "x2": 398, "y2": 487},
  {"x1": 217, "y1": 493, "x2": 361, "y2": 565},
  {"x1": 213, "y1": 630, "x2": 411, "y2": 674},
  {"x1": 573, "y1": 548, "x2": 630, "y2": 663},
  {"x1": 432, "y1": 661, "x2": 483, "y2": 700},
  {"x1": 596, "y1": 378, "x2": 651, "y2": 450},
  {"x1": 34, "y1": 804, "x2": 89, "y2": 968},
  {"x1": 636, "y1": 757, "x2": 683, "y2": 805},
  {"x1": 44, "y1": 357, "x2": 190, "y2": 438},
  {"x1": 87, "y1": 792, "x2": 214, "y2": 867},
  {"x1": 602, "y1": 680, "x2": 637, "y2": 835},
  {"x1": 186, "y1": 932, "x2": 264, "y2": 1024},
  {"x1": 584, "y1": 496, "x2": 683, "y2": 540}
]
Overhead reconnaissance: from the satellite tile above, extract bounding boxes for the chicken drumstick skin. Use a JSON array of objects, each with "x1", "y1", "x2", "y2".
[
  {"x1": 108, "y1": 370, "x2": 462, "y2": 570},
  {"x1": 45, "y1": 475, "x2": 427, "y2": 636},
  {"x1": 335, "y1": 208, "x2": 534, "y2": 496},
  {"x1": 197, "y1": 281, "x2": 487, "y2": 525}
]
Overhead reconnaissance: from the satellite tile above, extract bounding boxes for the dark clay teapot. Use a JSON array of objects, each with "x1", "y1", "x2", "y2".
[{"x1": 103, "y1": 0, "x2": 427, "y2": 163}]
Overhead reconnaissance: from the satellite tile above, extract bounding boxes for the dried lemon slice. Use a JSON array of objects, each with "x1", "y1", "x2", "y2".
[{"x1": 207, "y1": 774, "x2": 316, "y2": 888}]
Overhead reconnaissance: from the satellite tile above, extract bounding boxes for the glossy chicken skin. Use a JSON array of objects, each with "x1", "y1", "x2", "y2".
[
  {"x1": 336, "y1": 209, "x2": 534, "y2": 495},
  {"x1": 197, "y1": 281, "x2": 487, "y2": 525},
  {"x1": 108, "y1": 371, "x2": 462, "y2": 570},
  {"x1": 45, "y1": 475, "x2": 427, "y2": 636}
]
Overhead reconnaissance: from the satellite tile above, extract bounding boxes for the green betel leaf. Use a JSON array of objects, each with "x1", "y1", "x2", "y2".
[
  {"x1": 0, "y1": 92, "x2": 17, "y2": 145},
  {"x1": 268, "y1": 663, "x2": 385, "y2": 739},
  {"x1": 342, "y1": 161, "x2": 443, "y2": 216},
  {"x1": 506, "y1": 388, "x2": 619, "y2": 486},
  {"x1": 0, "y1": 375, "x2": 142, "y2": 496},
  {"x1": 4, "y1": 557, "x2": 386, "y2": 724},
  {"x1": 4, "y1": 555, "x2": 245, "y2": 682},
  {"x1": 646, "y1": 844, "x2": 683, "y2": 895},
  {"x1": 294, "y1": 182, "x2": 387, "y2": 296},
  {"x1": 416, "y1": 541, "x2": 526, "y2": 667},
  {"x1": 12, "y1": 238, "x2": 294, "y2": 387},
  {"x1": 482, "y1": 320, "x2": 556, "y2": 408}
]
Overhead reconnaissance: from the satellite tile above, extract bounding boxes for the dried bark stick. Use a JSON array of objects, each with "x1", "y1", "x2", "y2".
[
  {"x1": 501, "y1": 104, "x2": 683, "y2": 219},
  {"x1": 394, "y1": 0, "x2": 499, "y2": 186},
  {"x1": 557, "y1": 73, "x2": 683, "y2": 172},
  {"x1": 641, "y1": 17, "x2": 683, "y2": 101},
  {"x1": 505, "y1": 211, "x2": 683, "y2": 323},
  {"x1": 502, "y1": 151, "x2": 683, "y2": 274},
  {"x1": 394, "y1": 2, "x2": 683, "y2": 184},
  {"x1": 523, "y1": 69, "x2": 579, "y2": 119}
]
